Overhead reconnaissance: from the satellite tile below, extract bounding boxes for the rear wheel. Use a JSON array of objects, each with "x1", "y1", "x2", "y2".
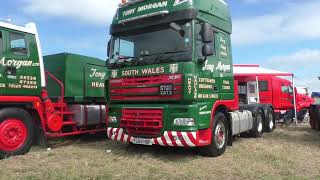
[
  {"x1": 198, "y1": 112, "x2": 228, "y2": 157},
  {"x1": 0, "y1": 108, "x2": 34, "y2": 159},
  {"x1": 250, "y1": 110, "x2": 264, "y2": 138},
  {"x1": 264, "y1": 107, "x2": 275, "y2": 132}
]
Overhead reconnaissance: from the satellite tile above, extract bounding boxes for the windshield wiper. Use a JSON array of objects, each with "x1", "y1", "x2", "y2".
[
  {"x1": 130, "y1": 55, "x2": 145, "y2": 67},
  {"x1": 112, "y1": 55, "x2": 133, "y2": 69}
]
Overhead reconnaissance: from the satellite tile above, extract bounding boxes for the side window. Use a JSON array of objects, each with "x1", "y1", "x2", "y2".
[
  {"x1": 288, "y1": 86, "x2": 293, "y2": 95},
  {"x1": 281, "y1": 85, "x2": 289, "y2": 93},
  {"x1": 10, "y1": 33, "x2": 28, "y2": 55},
  {"x1": 249, "y1": 84, "x2": 256, "y2": 93},
  {"x1": 259, "y1": 81, "x2": 268, "y2": 91},
  {"x1": 0, "y1": 32, "x2": 3, "y2": 53}
]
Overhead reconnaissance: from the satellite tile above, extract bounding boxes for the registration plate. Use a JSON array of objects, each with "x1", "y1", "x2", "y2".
[
  {"x1": 160, "y1": 84, "x2": 173, "y2": 96},
  {"x1": 132, "y1": 138, "x2": 153, "y2": 146}
]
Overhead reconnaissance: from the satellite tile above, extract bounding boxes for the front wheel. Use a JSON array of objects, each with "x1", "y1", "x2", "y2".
[
  {"x1": 198, "y1": 112, "x2": 228, "y2": 157},
  {"x1": 0, "y1": 108, "x2": 34, "y2": 159}
]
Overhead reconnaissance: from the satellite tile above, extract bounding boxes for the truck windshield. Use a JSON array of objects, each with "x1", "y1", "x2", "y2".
[{"x1": 109, "y1": 21, "x2": 193, "y2": 68}]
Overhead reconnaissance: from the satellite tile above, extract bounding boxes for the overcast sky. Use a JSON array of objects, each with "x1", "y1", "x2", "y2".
[{"x1": 1, "y1": 0, "x2": 319, "y2": 91}]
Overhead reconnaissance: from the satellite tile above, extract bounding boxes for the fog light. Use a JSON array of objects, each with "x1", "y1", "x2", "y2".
[
  {"x1": 108, "y1": 116, "x2": 118, "y2": 123},
  {"x1": 173, "y1": 118, "x2": 195, "y2": 126}
]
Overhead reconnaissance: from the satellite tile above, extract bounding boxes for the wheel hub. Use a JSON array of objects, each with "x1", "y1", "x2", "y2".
[
  {"x1": 269, "y1": 118, "x2": 274, "y2": 129},
  {"x1": 257, "y1": 114, "x2": 263, "y2": 133},
  {"x1": 0, "y1": 119, "x2": 27, "y2": 151},
  {"x1": 268, "y1": 113, "x2": 274, "y2": 129},
  {"x1": 215, "y1": 122, "x2": 226, "y2": 149}
]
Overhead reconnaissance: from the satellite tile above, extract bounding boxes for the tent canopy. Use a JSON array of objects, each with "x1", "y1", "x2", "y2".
[{"x1": 233, "y1": 64, "x2": 293, "y2": 77}]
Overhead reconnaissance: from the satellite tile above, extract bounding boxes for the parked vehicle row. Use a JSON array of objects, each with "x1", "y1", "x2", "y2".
[{"x1": 0, "y1": 0, "x2": 318, "y2": 158}]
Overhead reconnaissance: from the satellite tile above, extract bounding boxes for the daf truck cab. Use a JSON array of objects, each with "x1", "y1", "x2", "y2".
[{"x1": 107, "y1": 0, "x2": 275, "y2": 157}]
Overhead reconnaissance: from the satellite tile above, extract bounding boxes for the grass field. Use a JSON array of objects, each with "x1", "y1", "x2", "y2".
[{"x1": 0, "y1": 124, "x2": 320, "y2": 180}]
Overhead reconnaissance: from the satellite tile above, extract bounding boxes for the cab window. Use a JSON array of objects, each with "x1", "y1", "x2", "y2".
[
  {"x1": 281, "y1": 85, "x2": 289, "y2": 93},
  {"x1": 249, "y1": 84, "x2": 256, "y2": 93},
  {"x1": 288, "y1": 86, "x2": 293, "y2": 94},
  {"x1": 10, "y1": 33, "x2": 28, "y2": 55},
  {"x1": 259, "y1": 81, "x2": 268, "y2": 91},
  {"x1": 0, "y1": 32, "x2": 3, "y2": 53}
]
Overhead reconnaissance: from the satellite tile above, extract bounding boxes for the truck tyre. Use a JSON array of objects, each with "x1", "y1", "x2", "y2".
[
  {"x1": 250, "y1": 110, "x2": 264, "y2": 138},
  {"x1": 264, "y1": 107, "x2": 275, "y2": 133},
  {"x1": 297, "y1": 108, "x2": 308, "y2": 123},
  {"x1": 198, "y1": 112, "x2": 228, "y2": 157},
  {"x1": 0, "y1": 108, "x2": 34, "y2": 159}
]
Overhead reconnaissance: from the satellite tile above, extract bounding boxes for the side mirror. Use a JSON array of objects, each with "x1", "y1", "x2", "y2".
[
  {"x1": 107, "y1": 40, "x2": 111, "y2": 57},
  {"x1": 202, "y1": 44, "x2": 214, "y2": 57},
  {"x1": 202, "y1": 23, "x2": 214, "y2": 43}
]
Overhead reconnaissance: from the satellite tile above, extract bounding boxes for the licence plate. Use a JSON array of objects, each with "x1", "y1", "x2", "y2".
[
  {"x1": 160, "y1": 84, "x2": 173, "y2": 96},
  {"x1": 132, "y1": 138, "x2": 153, "y2": 146}
]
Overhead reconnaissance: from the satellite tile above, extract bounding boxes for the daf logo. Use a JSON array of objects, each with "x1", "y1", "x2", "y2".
[
  {"x1": 169, "y1": 64, "x2": 178, "y2": 74},
  {"x1": 111, "y1": 70, "x2": 118, "y2": 78}
]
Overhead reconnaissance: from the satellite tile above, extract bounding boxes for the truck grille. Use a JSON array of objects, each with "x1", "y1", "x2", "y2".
[
  {"x1": 120, "y1": 108, "x2": 163, "y2": 137},
  {"x1": 110, "y1": 74, "x2": 182, "y2": 101}
]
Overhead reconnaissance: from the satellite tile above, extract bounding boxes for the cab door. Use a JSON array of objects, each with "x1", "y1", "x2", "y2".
[
  {"x1": 5, "y1": 31, "x2": 41, "y2": 96},
  {"x1": 280, "y1": 83, "x2": 294, "y2": 109},
  {"x1": 0, "y1": 30, "x2": 6, "y2": 95},
  {"x1": 247, "y1": 81, "x2": 258, "y2": 104}
]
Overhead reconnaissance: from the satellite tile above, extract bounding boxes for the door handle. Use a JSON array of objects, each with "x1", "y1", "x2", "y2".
[
  {"x1": 5, "y1": 66, "x2": 17, "y2": 76},
  {"x1": 5, "y1": 66, "x2": 17, "y2": 79}
]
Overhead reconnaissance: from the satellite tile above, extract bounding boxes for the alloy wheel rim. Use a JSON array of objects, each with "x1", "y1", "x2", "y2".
[{"x1": 215, "y1": 122, "x2": 226, "y2": 149}]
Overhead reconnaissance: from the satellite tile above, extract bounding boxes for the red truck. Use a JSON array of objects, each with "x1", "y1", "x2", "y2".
[{"x1": 234, "y1": 64, "x2": 315, "y2": 125}]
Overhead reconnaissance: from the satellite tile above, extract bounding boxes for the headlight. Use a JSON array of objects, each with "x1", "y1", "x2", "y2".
[
  {"x1": 108, "y1": 116, "x2": 118, "y2": 123},
  {"x1": 173, "y1": 118, "x2": 195, "y2": 126}
]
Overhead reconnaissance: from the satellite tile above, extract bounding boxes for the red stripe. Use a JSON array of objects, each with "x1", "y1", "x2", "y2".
[
  {"x1": 187, "y1": 132, "x2": 198, "y2": 145},
  {"x1": 167, "y1": 131, "x2": 178, "y2": 146},
  {"x1": 128, "y1": 135, "x2": 132, "y2": 142},
  {"x1": 114, "y1": 128, "x2": 120, "y2": 140},
  {"x1": 153, "y1": 138, "x2": 159, "y2": 145},
  {"x1": 161, "y1": 136, "x2": 169, "y2": 146},
  {"x1": 177, "y1": 132, "x2": 188, "y2": 147},
  {"x1": 120, "y1": 131, "x2": 125, "y2": 142}
]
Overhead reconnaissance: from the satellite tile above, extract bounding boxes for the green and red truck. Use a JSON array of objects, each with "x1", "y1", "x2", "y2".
[
  {"x1": 0, "y1": 21, "x2": 108, "y2": 158},
  {"x1": 107, "y1": 0, "x2": 275, "y2": 157}
]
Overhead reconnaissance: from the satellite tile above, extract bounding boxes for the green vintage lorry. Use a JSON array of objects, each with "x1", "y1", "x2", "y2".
[
  {"x1": 106, "y1": 0, "x2": 275, "y2": 157},
  {"x1": 0, "y1": 21, "x2": 108, "y2": 158}
]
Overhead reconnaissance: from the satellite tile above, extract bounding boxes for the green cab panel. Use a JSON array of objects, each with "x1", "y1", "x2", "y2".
[
  {"x1": 44, "y1": 53, "x2": 108, "y2": 103},
  {"x1": 108, "y1": 102, "x2": 214, "y2": 132},
  {"x1": 0, "y1": 27, "x2": 41, "y2": 96}
]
